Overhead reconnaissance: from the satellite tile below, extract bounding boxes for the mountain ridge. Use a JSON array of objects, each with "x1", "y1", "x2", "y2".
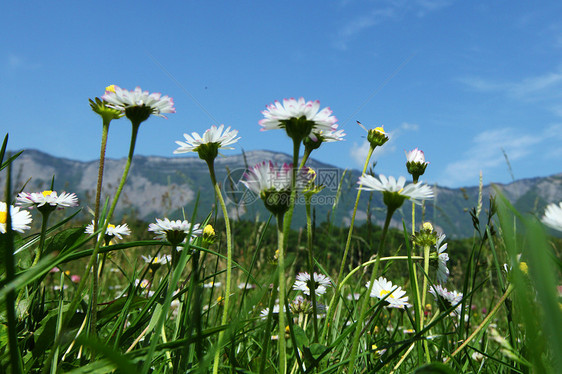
[{"x1": 3, "y1": 148, "x2": 561, "y2": 238}]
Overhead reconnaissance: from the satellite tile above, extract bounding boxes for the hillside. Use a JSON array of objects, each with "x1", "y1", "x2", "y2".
[{"x1": 2, "y1": 149, "x2": 561, "y2": 238}]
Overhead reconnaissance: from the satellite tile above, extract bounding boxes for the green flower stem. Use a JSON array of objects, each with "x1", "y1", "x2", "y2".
[
  {"x1": 90, "y1": 119, "x2": 110, "y2": 338},
  {"x1": 42, "y1": 121, "x2": 140, "y2": 373},
  {"x1": 305, "y1": 195, "x2": 319, "y2": 342},
  {"x1": 345, "y1": 206, "x2": 395, "y2": 374},
  {"x1": 339, "y1": 255, "x2": 423, "y2": 288},
  {"x1": 208, "y1": 160, "x2": 234, "y2": 374},
  {"x1": 412, "y1": 201, "x2": 416, "y2": 234},
  {"x1": 420, "y1": 244, "x2": 431, "y2": 363},
  {"x1": 277, "y1": 213, "x2": 288, "y2": 374},
  {"x1": 410, "y1": 200, "x2": 424, "y2": 362},
  {"x1": 299, "y1": 147, "x2": 311, "y2": 170},
  {"x1": 268, "y1": 136, "x2": 300, "y2": 374},
  {"x1": 32, "y1": 210, "x2": 52, "y2": 267},
  {"x1": 21, "y1": 209, "x2": 52, "y2": 310},
  {"x1": 410, "y1": 253, "x2": 424, "y2": 362},
  {"x1": 322, "y1": 145, "x2": 375, "y2": 341},
  {"x1": 258, "y1": 277, "x2": 279, "y2": 374},
  {"x1": 63, "y1": 123, "x2": 140, "y2": 334},
  {"x1": 444, "y1": 284, "x2": 514, "y2": 364},
  {"x1": 282, "y1": 137, "x2": 301, "y2": 240},
  {"x1": 4, "y1": 166, "x2": 24, "y2": 374}
]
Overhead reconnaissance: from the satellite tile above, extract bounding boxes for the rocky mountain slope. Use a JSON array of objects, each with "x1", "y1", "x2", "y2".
[{"x1": 2, "y1": 149, "x2": 561, "y2": 238}]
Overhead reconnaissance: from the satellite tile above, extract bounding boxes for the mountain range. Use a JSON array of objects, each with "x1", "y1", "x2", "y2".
[{"x1": 2, "y1": 149, "x2": 561, "y2": 238}]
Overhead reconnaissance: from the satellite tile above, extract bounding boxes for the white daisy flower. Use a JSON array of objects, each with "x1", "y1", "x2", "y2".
[
  {"x1": 141, "y1": 254, "x2": 172, "y2": 266},
  {"x1": 357, "y1": 174, "x2": 433, "y2": 206},
  {"x1": 405, "y1": 148, "x2": 427, "y2": 164},
  {"x1": 260, "y1": 304, "x2": 280, "y2": 319},
  {"x1": 435, "y1": 234, "x2": 449, "y2": 284},
  {"x1": 242, "y1": 161, "x2": 314, "y2": 195},
  {"x1": 148, "y1": 218, "x2": 202, "y2": 246},
  {"x1": 16, "y1": 190, "x2": 79, "y2": 210},
  {"x1": 367, "y1": 277, "x2": 411, "y2": 309},
  {"x1": 85, "y1": 220, "x2": 131, "y2": 240},
  {"x1": 242, "y1": 161, "x2": 314, "y2": 215},
  {"x1": 293, "y1": 272, "x2": 332, "y2": 296},
  {"x1": 174, "y1": 124, "x2": 240, "y2": 154},
  {"x1": 102, "y1": 85, "x2": 175, "y2": 118},
  {"x1": 135, "y1": 279, "x2": 151, "y2": 289},
  {"x1": 203, "y1": 281, "x2": 222, "y2": 289},
  {"x1": 429, "y1": 284, "x2": 463, "y2": 315},
  {"x1": 237, "y1": 282, "x2": 256, "y2": 290},
  {"x1": 242, "y1": 161, "x2": 293, "y2": 195},
  {"x1": 542, "y1": 202, "x2": 562, "y2": 232},
  {"x1": 0, "y1": 201, "x2": 32, "y2": 234},
  {"x1": 308, "y1": 127, "x2": 346, "y2": 143},
  {"x1": 259, "y1": 97, "x2": 337, "y2": 135},
  {"x1": 406, "y1": 148, "x2": 429, "y2": 182}
]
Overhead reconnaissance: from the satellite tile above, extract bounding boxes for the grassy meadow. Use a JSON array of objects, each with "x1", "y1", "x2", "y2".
[{"x1": 1, "y1": 89, "x2": 561, "y2": 373}]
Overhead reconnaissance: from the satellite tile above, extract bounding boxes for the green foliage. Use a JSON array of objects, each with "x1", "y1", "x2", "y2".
[{"x1": 2, "y1": 121, "x2": 561, "y2": 374}]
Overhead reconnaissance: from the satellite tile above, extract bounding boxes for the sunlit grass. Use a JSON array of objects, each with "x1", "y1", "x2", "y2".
[{"x1": 0, "y1": 90, "x2": 561, "y2": 373}]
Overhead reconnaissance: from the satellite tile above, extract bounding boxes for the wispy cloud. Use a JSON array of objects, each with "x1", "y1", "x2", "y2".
[
  {"x1": 5, "y1": 53, "x2": 41, "y2": 71},
  {"x1": 334, "y1": 8, "x2": 395, "y2": 50},
  {"x1": 439, "y1": 127, "x2": 549, "y2": 186},
  {"x1": 333, "y1": 0, "x2": 454, "y2": 50},
  {"x1": 459, "y1": 68, "x2": 562, "y2": 103}
]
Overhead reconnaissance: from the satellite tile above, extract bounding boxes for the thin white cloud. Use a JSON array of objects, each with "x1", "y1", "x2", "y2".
[
  {"x1": 460, "y1": 68, "x2": 562, "y2": 102},
  {"x1": 334, "y1": 8, "x2": 395, "y2": 50},
  {"x1": 5, "y1": 53, "x2": 41, "y2": 71},
  {"x1": 400, "y1": 121, "x2": 419, "y2": 131},
  {"x1": 440, "y1": 127, "x2": 545, "y2": 186},
  {"x1": 333, "y1": 1, "x2": 454, "y2": 50}
]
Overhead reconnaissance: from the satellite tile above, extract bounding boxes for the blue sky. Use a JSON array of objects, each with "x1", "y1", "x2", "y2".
[{"x1": 2, "y1": 1, "x2": 562, "y2": 188}]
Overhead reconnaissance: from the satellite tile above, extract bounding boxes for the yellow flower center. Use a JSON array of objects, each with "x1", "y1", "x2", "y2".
[
  {"x1": 519, "y1": 262, "x2": 528, "y2": 275},
  {"x1": 0, "y1": 211, "x2": 6, "y2": 224},
  {"x1": 375, "y1": 126, "x2": 386, "y2": 134},
  {"x1": 42, "y1": 190, "x2": 53, "y2": 197},
  {"x1": 105, "y1": 85, "x2": 116, "y2": 93},
  {"x1": 422, "y1": 222, "x2": 433, "y2": 231},
  {"x1": 217, "y1": 296, "x2": 224, "y2": 303},
  {"x1": 107, "y1": 224, "x2": 116, "y2": 230},
  {"x1": 203, "y1": 224, "x2": 215, "y2": 236},
  {"x1": 380, "y1": 290, "x2": 394, "y2": 299}
]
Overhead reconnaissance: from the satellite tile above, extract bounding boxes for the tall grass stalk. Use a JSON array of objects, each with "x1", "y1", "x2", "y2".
[
  {"x1": 305, "y1": 194, "x2": 319, "y2": 341},
  {"x1": 3, "y1": 162, "x2": 24, "y2": 374},
  {"x1": 207, "y1": 158, "x2": 234, "y2": 374},
  {"x1": 345, "y1": 205, "x2": 395, "y2": 373},
  {"x1": 46, "y1": 121, "x2": 141, "y2": 372},
  {"x1": 323, "y1": 145, "x2": 374, "y2": 342},
  {"x1": 277, "y1": 213, "x2": 288, "y2": 373},
  {"x1": 90, "y1": 117, "x2": 111, "y2": 338}
]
